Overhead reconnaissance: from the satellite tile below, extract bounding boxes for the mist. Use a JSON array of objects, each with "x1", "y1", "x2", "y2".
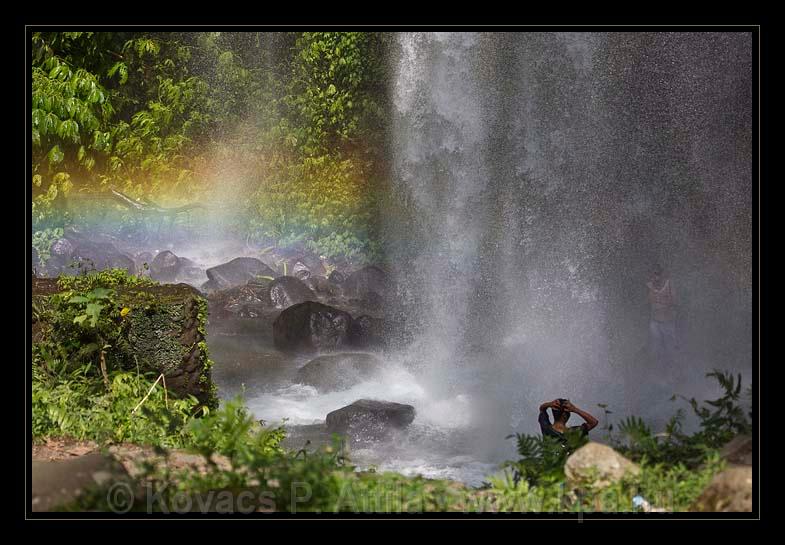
[{"x1": 380, "y1": 32, "x2": 752, "y2": 460}]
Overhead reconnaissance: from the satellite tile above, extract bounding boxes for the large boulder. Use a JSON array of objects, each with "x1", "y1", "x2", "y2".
[
  {"x1": 268, "y1": 276, "x2": 316, "y2": 310},
  {"x1": 135, "y1": 251, "x2": 154, "y2": 271},
  {"x1": 206, "y1": 257, "x2": 276, "y2": 290},
  {"x1": 326, "y1": 399, "x2": 415, "y2": 441},
  {"x1": 70, "y1": 241, "x2": 135, "y2": 275},
  {"x1": 296, "y1": 353, "x2": 382, "y2": 392},
  {"x1": 175, "y1": 257, "x2": 207, "y2": 286},
  {"x1": 150, "y1": 250, "x2": 182, "y2": 282},
  {"x1": 564, "y1": 442, "x2": 640, "y2": 489},
  {"x1": 690, "y1": 465, "x2": 752, "y2": 512},
  {"x1": 348, "y1": 315, "x2": 386, "y2": 348},
  {"x1": 342, "y1": 266, "x2": 389, "y2": 300},
  {"x1": 33, "y1": 279, "x2": 216, "y2": 407},
  {"x1": 50, "y1": 237, "x2": 75, "y2": 260},
  {"x1": 208, "y1": 282, "x2": 271, "y2": 320},
  {"x1": 273, "y1": 301, "x2": 353, "y2": 353}
]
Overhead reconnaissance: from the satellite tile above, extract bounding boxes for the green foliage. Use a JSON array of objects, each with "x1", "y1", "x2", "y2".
[
  {"x1": 32, "y1": 227, "x2": 63, "y2": 265},
  {"x1": 32, "y1": 269, "x2": 198, "y2": 445},
  {"x1": 33, "y1": 368, "x2": 199, "y2": 447},
  {"x1": 247, "y1": 153, "x2": 378, "y2": 259},
  {"x1": 186, "y1": 396, "x2": 285, "y2": 461},
  {"x1": 503, "y1": 428, "x2": 589, "y2": 487},
  {"x1": 68, "y1": 286, "x2": 112, "y2": 327},
  {"x1": 605, "y1": 370, "x2": 752, "y2": 467},
  {"x1": 32, "y1": 31, "x2": 388, "y2": 260},
  {"x1": 47, "y1": 370, "x2": 741, "y2": 513},
  {"x1": 683, "y1": 370, "x2": 752, "y2": 445},
  {"x1": 283, "y1": 32, "x2": 387, "y2": 156},
  {"x1": 56, "y1": 267, "x2": 158, "y2": 291}
]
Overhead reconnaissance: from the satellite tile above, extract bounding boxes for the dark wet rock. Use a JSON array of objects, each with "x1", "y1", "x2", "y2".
[
  {"x1": 273, "y1": 301, "x2": 353, "y2": 353},
  {"x1": 206, "y1": 257, "x2": 276, "y2": 290},
  {"x1": 304, "y1": 275, "x2": 336, "y2": 296},
  {"x1": 109, "y1": 253, "x2": 136, "y2": 275},
  {"x1": 283, "y1": 253, "x2": 326, "y2": 280},
  {"x1": 70, "y1": 241, "x2": 136, "y2": 275},
  {"x1": 247, "y1": 275, "x2": 274, "y2": 289},
  {"x1": 296, "y1": 353, "x2": 382, "y2": 392},
  {"x1": 348, "y1": 315, "x2": 386, "y2": 348},
  {"x1": 174, "y1": 257, "x2": 207, "y2": 285},
  {"x1": 50, "y1": 237, "x2": 75, "y2": 260},
  {"x1": 342, "y1": 266, "x2": 389, "y2": 300},
  {"x1": 208, "y1": 283, "x2": 271, "y2": 320},
  {"x1": 326, "y1": 399, "x2": 416, "y2": 440},
  {"x1": 292, "y1": 261, "x2": 311, "y2": 280},
  {"x1": 43, "y1": 237, "x2": 76, "y2": 274},
  {"x1": 358, "y1": 291, "x2": 384, "y2": 311},
  {"x1": 32, "y1": 246, "x2": 40, "y2": 273},
  {"x1": 135, "y1": 251, "x2": 154, "y2": 270},
  {"x1": 150, "y1": 250, "x2": 182, "y2": 281},
  {"x1": 32, "y1": 453, "x2": 131, "y2": 512},
  {"x1": 268, "y1": 276, "x2": 316, "y2": 310},
  {"x1": 327, "y1": 270, "x2": 346, "y2": 284},
  {"x1": 200, "y1": 278, "x2": 221, "y2": 294}
]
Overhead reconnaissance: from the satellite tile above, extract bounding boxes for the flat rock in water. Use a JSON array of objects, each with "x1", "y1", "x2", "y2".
[
  {"x1": 273, "y1": 301, "x2": 353, "y2": 353},
  {"x1": 206, "y1": 257, "x2": 276, "y2": 290},
  {"x1": 268, "y1": 276, "x2": 316, "y2": 309},
  {"x1": 326, "y1": 399, "x2": 415, "y2": 441},
  {"x1": 296, "y1": 353, "x2": 382, "y2": 392}
]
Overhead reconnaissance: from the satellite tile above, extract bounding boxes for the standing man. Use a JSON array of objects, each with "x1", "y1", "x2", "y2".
[{"x1": 647, "y1": 264, "x2": 679, "y2": 370}]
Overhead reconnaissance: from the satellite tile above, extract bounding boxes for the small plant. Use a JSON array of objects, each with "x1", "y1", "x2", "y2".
[
  {"x1": 67, "y1": 286, "x2": 112, "y2": 327},
  {"x1": 503, "y1": 428, "x2": 589, "y2": 487}
]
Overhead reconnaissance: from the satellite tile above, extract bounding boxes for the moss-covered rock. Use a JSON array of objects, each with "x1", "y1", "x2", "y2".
[{"x1": 32, "y1": 277, "x2": 217, "y2": 409}]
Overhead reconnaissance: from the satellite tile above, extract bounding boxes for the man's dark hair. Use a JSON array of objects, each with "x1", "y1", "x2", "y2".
[
  {"x1": 653, "y1": 263, "x2": 664, "y2": 275},
  {"x1": 552, "y1": 399, "x2": 571, "y2": 422}
]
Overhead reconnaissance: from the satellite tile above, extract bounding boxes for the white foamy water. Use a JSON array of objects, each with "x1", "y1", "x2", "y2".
[
  {"x1": 247, "y1": 362, "x2": 474, "y2": 428},
  {"x1": 241, "y1": 358, "x2": 511, "y2": 486}
]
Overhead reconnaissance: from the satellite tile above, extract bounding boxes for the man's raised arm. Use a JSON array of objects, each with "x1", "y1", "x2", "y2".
[{"x1": 563, "y1": 401, "x2": 599, "y2": 431}]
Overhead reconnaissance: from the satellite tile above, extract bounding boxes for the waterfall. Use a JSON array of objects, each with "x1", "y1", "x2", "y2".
[{"x1": 384, "y1": 31, "x2": 752, "y2": 440}]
